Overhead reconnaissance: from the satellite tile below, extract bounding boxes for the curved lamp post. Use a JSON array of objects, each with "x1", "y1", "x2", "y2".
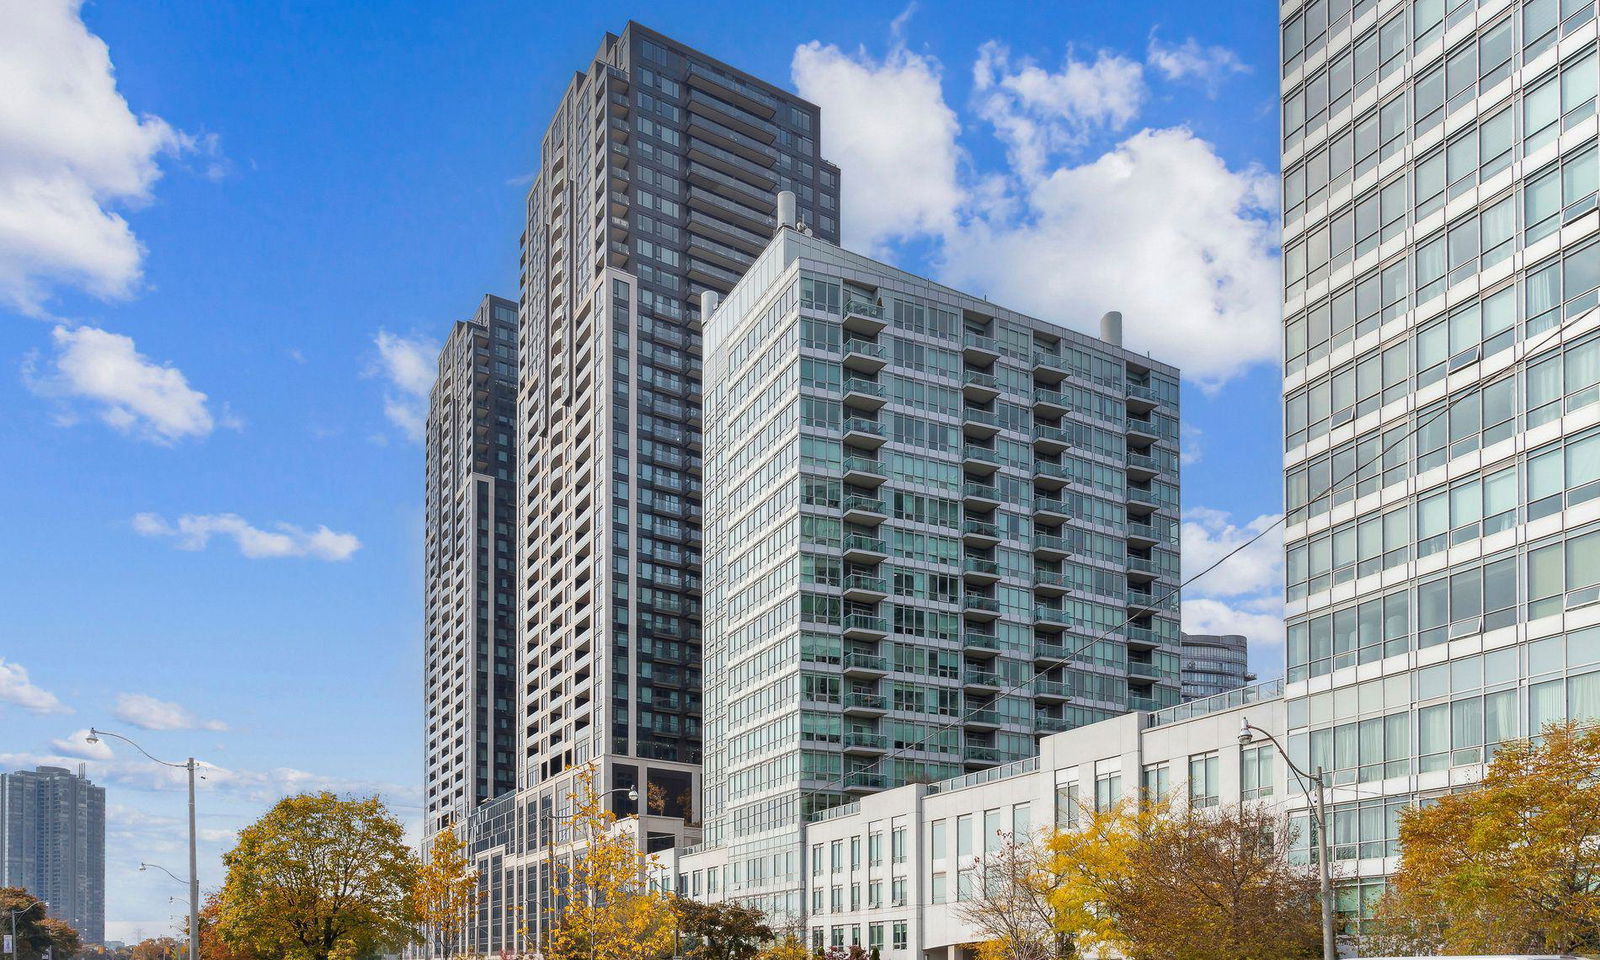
[
  {"x1": 1239, "y1": 717, "x2": 1334, "y2": 960},
  {"x1": 88, "y1": 729, "x2": 199, "y2": 960}
]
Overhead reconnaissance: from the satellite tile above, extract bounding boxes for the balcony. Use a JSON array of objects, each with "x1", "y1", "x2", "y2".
[
  {"x1": 1033, "y1": 678, "x2": 1072, "y2": 701},
  {"x1": 963, "y1": 744, "x2": 1003, "y2": 765},
  {"x1": 843, "y1": 456, "x2": 887, "y2": 487},
  {"x1": 963, "y1": 370, "x2": 1000, "y2": 402},
  {"x1": 1126, "y1": 382, "x2": 1160, "y2": 412},
  {"x1": 963, "y1": 595, "x2": 1001, "y2": 621},
  {"x1": 1033, "y1": 424, "x2": 1070, "y2": 454},
  {"x1": 1031, "y1": 352, "x2": 1069, "y2": 383},
  {"x1": 1033, "y1": 534, "x2": 1069, "y2": 560},
  {"x1": 1033, "y1": 460, "x2": 1069, "y2": 490},
  {"x1": 963, "y1": 333, "x2": 1000, "y2": 364},
  {"x1": 963, "y1": 482, "x2": 1000, "y2": 509},
  {"x1": 842, "y1": 612, "x2": 888, "y2": 643},
  {"x1": 962, "y1": 557, "x2": 1001, "y2": 585},
  {"x1": 1034, "y1": 606, "x2": 1069, "y2": 631},
  {"x1": 965, "y1": 709, "x2": 1002, "y2": 730},
  {"x1": 1033, "y1": 497, "x2": 1068, "y2": 524},
  {"x1": 1126, "y1": 452, "x2": 1161, "y2": 480},
  {"x1": 1035, "y1": 715, "x2": 1072, "y2": 734},
  {"x1": 842, "y1": 376, "x2": 886, "y2": 411},
  {"x1": 685, "y1": 138, "x2": 778, "y2": 191},
  {"x1": 1126, "y1": 625, "x2": 1163, "y2": 649},
  {"x1": 843, "y1": 416, "x2": 885, "y2": 450},
  {"x1": 1126, "y1": 555, "x2": 1159, "y2": 583},
  {"x1": 964, "y1": 631, "x2": 1001, "y2": 659},
  {"x1": 843, "y1": 732, "x2": 889, "y2": 754},
  {"x1": 843, "y1": 692, "x2": 889, "y2": 717},
  {"x1": 1128, "y1": 695, "x2": 1163, "y2": 713},
  {"x1": 686, "y1": 114, "x2": 778, "y2": 165},
  {"x1": 1032, "y1": 569, "x2": 1069, "y2": 597},
  {"x1": 843, "y1": 299, "x2": 887, "y2": 335},
  {"x1": 843, "y1": 534, "x2": 888, "y2": 565},
  {"x1": 685, "y1": 185, "x2": 774, "y2": 236},
  {"x1": 1127, "y1": 661, "x2": 1162, "y2": 679},
  {"x1": 685, "y1": 61, "x2": 779, "y2": 119},
  {"x1": 842, "y1": 574, "x2": 888, "y2": 603},
  {"x1": 963, "y1": 669, "x2": 1003, "y2": 691},
  {"x1": 1126, "y1": 520, "x2": 1171, "y2": 547},
  {"x1": 842, "y1": 337, "x2": 888, "y2": 374},
  {"x1": 962, "y1": 445, "x2": 1001, "y2": 476},
  {"x1": 1125, "y1": 418, "x2": 1159, "y2": 441},
  {"x1": 685, "y1": 88, "x2": 779, "y2": 144},
  {"x1": 843, "y1": 495, "x2": 886, "y2": 526},
  {"x1": 962, "y1": 520, "x2": 1001, "y2": 548},
  {"x1": 962, "y1": 407, "x2": 1000, "y2": 440},
  {"x1": 844, "y1": 769, "x2": 889, "y2": 792},
  {"x1": 1033, "y1": 389, "x2": 1069, "y2": 418},
  {"x1": 1034, "y1": 640, "x2": 1071, "y2": 664},
  {"x1": 843, "y1": 652, "x2": 889, "y2": 678}
]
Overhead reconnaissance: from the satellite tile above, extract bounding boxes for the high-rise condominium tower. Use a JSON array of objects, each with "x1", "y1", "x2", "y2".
[
  {"x1": 447, "y1": 24, "x2": 839, "y2": 955},
  {"x1": 1179, "y1": 632, "x2": 1251, "y2": 700},
  {"x1": 0, "y1": 765, "x2": 105, "y2": 945},
  {"x1": 423, "y1": 295, "x2": 520, "y2": 835},
  {"x1": 1279, "y1": 0, "x2": 1599, "y2": 922},
  {"x1": 700, "y1": 224, "x2": 1182, "y2": 918}
]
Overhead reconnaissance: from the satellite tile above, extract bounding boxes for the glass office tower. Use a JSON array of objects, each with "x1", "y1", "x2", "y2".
[
  {"x1": 702, "y1": 226, "x2": 1182, "y2": 918},
  {"x1": 1279, "y1": 0, "x2": 1599, "y2": 923}
]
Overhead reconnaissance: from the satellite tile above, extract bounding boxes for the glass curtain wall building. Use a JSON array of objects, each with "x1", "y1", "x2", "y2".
[
  {"x1": 424, "y1": 295, "x2": 520, "y2": 836},
  {"x1": 0, "y1": 765, "x2": 105, "y2": 945},
  {"x1": 1279, "y1": 0, "x2": 1600, "y2": 924},
  {"x1": 444, "y1": 23, "x2": 840, "y2": 956},
  {"x1": 1179, "y1": 632, "x2": 1252, "y2": 699},
  {"x1": 701, "y1": 227, "x2": 1181, "y2": 919}
]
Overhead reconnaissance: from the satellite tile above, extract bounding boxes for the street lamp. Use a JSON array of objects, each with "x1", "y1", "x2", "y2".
[
  {"x1": 141, "y1": 862, "x2": 185, "y2": 885},
  {"x1": 88, "y1": 728, "x2": 200, "y2": 960},
  {"x1": 5, "y1": 900, "x2": 45, "y2": 959},
  {"x1": 1239, "y1": 717, "x2": 1335, "y2": 960}
]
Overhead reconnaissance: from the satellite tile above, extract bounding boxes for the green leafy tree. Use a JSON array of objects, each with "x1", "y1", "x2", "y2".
[
  {"x1": 215, "y1": 792, "x2": 419, "y2": 960},
  {"x1": 673, "y1": 896, "x2": 774, "y2": 960}
]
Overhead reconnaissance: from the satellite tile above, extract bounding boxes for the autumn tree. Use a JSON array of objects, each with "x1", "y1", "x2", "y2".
[
  {"x1": 956, "y1": 832, "x2": 1073, "y2": 960},
  {"x1": 1368, "y1": 721, "x2": 1600, "y2": 955},
  {"x1": 547, "y1": 765, "x2": 673, "y2": 960},
  {"x1": 0, "y1": 888, "x2": 81, "y2": 960},
  {"x1": 214, "y1": 792, "x2": 419, "y2": 960},
  {"x1": 197, "y1": 891, "x2": 259, "y2": 960},
  {"x1": 673, "y1": 896, "x2": 774, "y2": 960},
  {"x1": 1050, "y1": 799, "x2": 1321, "y2": 960},
  {"x1": 413, "y1": 825, "x2": 478, "y2": 957},
  {"x1": 130, "y1": 937, "x2": 183, "y2": 960}
]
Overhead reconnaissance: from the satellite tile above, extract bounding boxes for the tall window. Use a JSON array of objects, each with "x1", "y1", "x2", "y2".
[{"x1": 1189, "y1": 751, "x2": 1221, "y2": 808}]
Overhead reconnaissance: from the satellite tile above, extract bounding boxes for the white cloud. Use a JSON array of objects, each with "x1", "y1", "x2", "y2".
[
  {"x1": 24, "y1": 324, "x2": 221, "y2": 443},
  {"x1": 792, "y1": 36, "x2": 964, "y2": 252},
  {"x1": 973, "y1": 42, "x2": 1145, "y2": 179},
  {"x1": 938, "y1": 128, "x2": 1280, "y2": 389},
  {"x1": 0, "y1": 0, "x2": 201, "y2": 313},
  {"x1": 132, "y1": 511, "x2": 360, "y2": 561},
  {"x1": 113, "y1": 693, "x2": 227, "y2": 732},
  {"x1": 791, "y1": 29, "x2": 1280, "y2": 388},
  {"x1": 1182, "y1": 596, "x2": 1285, "y2": 676},
  {"x1": 1180, "y1": 508, "x2": 1284, "y2": 598},
  {"x1": 0, "y1": 659, "x2": 68, "y2": 714},
  {"x1": 51, "y1": 728, "x2": 113, "y2": 760},
  {"x1": 1147, "y1": 34, "x2": 1249, "y2": 94},
  {"x1": 371, "y1": 330, "x2": 438, "y2": 443}
]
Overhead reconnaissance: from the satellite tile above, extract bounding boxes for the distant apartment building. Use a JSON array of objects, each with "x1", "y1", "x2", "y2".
[
  {"x1": 0, "y1": 765, "x2": 105, "y2": 945},
  {"x1": 1179, "y1": 632, "x2": 1252, "y2": 699},
  {"x1": 442, "y1": 23, "x2": 840, "y2": 955},
  {"x1": 1279, "y1": 0, "x2": 1600, "y2": 926},
  {"x1": 698, "y1": 222, "x2": 1182, "y2": 918},
  {"x1": 423, "y1": 294, "x2": 519, "y2": 834}
]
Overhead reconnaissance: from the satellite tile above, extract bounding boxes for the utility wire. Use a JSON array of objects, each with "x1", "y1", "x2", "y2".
[{"x1": 789, "y1": 296, "x2": 1597, "y2": 812}]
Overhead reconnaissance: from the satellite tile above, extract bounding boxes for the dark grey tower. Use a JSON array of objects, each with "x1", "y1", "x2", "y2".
[
  {"x1": 0, "y1": 765, "x2": 105, "y2": 945},
  {"x1": 423, "y1": 294, "x2": 520, "y2": 834}
]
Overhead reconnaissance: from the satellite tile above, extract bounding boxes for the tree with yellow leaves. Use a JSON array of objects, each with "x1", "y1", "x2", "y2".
[
  {"x1": 413, "y1": 825, "x2": 478, "y2": 957},
  {"x1": 215, "y1": 792, "x2": 419, "y2": 960},
  {"x1": 548, "y1": 765, "x2": 674, "y2": 960},
  {"x1": 1049, "y1": 798, "x2": 1320, "y2": 960},
  {"x1": 1367, "y1": 721, "x2": 1600, "y2": 956}
]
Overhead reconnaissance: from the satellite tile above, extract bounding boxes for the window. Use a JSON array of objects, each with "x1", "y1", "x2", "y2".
[
  {"x1": 1094, "y1": 770, "x2": 1121, "y2": 811},
  {"x1": 1188, "y1": 751, "x2": 1221, "y2": 807},
  {"x1": 1241, "y1": 744, "x2": 1274, "y2": 799},
  {"x1": 1055, "y1": 780, "x2": 1080, "y2": 828},
  {"x1": 892, "y1": 826, "x2": 907, "y2": 863},
  {"x1": 893, "y1": 921, "x2": 909, "y2": 950},
  {"x1": 1141, "y1": 762, "x2": 1171, "y2": 801}
]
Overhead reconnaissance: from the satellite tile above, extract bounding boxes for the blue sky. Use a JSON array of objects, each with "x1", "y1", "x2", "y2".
[{"x1": 0, "y1": 0, "x2": 1284, "y2": 940}]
